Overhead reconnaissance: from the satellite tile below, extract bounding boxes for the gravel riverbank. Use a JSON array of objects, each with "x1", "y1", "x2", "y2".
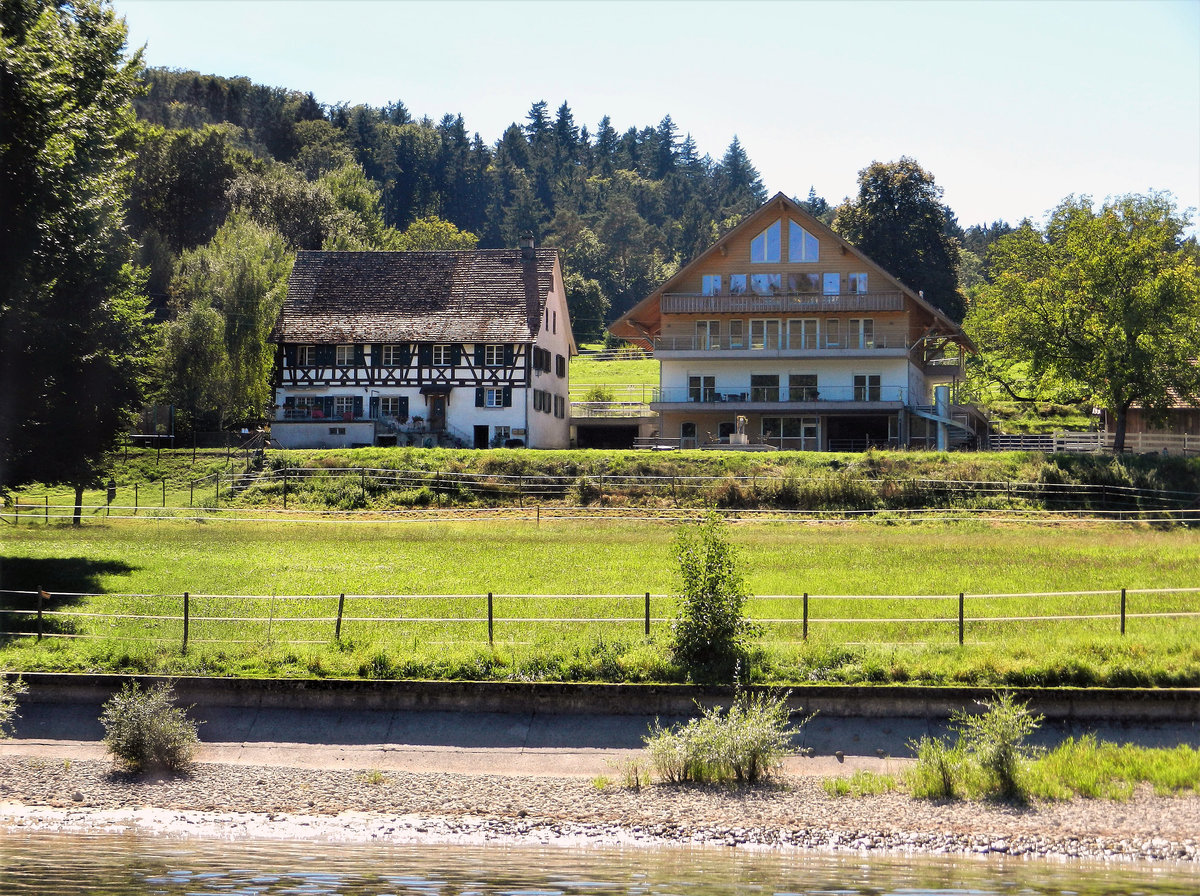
[{"x1": 1, "y1": 757, "x2": 1198, "y2": 865}]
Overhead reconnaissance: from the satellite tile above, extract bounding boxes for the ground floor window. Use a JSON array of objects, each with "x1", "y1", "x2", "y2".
[
  {"x1": 379, "y1": 396, "x2": 408, "y2": 418},
  {"x1": 485, "y1": 387, "x2": 504, "y2": 408},
  {"x1": 762, "y1": 416, "x2": 819, "y2": 450},
  {"x1": 332, "y1": 396, "x2": 356, "y2": 419}
]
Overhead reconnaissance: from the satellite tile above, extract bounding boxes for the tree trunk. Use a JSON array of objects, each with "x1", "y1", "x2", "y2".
[
  {"x1": 73, "y1": 483, "x2": 84, "y2": 527},
  {"x1": 1112, "y1": 405, "x2": 1129, "y2": 454}
]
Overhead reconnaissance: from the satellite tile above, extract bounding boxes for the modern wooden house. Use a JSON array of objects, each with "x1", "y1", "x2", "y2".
[
  {"x1": 609, "y1": 193, "x2": 983, "y2": 450},
  {"x1": 269, "y1": 240, "x2": 575, "y2": 449}
]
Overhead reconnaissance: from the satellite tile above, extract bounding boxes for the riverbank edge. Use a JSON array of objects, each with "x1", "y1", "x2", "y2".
[
  {"x1": 2, "y1": 758, "x2": 1199, "y2": 867},
  {"x1": 13, "y1": 673, "x2": 1200, "y2": 720}
]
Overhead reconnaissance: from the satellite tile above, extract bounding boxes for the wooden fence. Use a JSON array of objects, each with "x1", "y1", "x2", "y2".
[{"x1": 2, "y1": 588, "x2": 1197, "y2": 653}]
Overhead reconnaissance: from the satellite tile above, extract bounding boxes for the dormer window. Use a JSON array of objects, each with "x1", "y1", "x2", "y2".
[
  {"x1": 750, "y1": 221, "x2": 781, "y2": 263},
  {"x1": 789, "y1": 221, "x2": 819, "y2": 262}
]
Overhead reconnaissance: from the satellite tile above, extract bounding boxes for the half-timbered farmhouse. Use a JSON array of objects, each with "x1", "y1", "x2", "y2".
[
  {"x1": 609, "y1": 193, "x2": 984, "y2": 450},
  {"x1": 269, "y1": 240, "x2": 575, "y2": 449}
]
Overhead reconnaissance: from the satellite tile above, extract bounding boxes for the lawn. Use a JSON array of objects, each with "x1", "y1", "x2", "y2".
[{"x1": 2, "y1": 518, "x2": 1197, "y2": 686}]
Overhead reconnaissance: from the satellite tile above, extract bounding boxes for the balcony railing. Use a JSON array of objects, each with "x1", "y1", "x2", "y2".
[
  {"x1": 651, "y1": 385, "x2": 910, "y2": 405},
  {"x1": 655, "y1": 334, "x2": 904, "y2": 352},
  {"x1": 569, "y1": 401, "x2": 652, "y2": 419},
  {"x1": 661, "y1": 290, "x2": 904, "y2": 315}
]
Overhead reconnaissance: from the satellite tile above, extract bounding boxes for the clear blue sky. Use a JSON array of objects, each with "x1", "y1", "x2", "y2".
[{"x1": 113, "y1": 0, "x2": 1199, "y2": 234}]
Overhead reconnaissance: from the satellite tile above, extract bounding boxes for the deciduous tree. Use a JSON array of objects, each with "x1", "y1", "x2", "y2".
[
  {"x1": 1, "y1": 0, "x2": 152, "y2": 519},
  {"x1": 964, "y1": 193, "x2": 1200, "y2": 452}
]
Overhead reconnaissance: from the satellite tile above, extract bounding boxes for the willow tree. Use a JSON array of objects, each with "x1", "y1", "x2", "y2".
[{"x1": 965, "y1": 193, "x2": 1200, "y2": 452}]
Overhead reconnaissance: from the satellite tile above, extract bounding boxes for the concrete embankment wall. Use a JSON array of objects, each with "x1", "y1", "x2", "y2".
[{"x1": 13, "y1": 673, "x2": 1200, "y2": 722}]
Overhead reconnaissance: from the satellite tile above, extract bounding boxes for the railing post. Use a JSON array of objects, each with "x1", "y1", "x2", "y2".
[
  {"x1": 1120, "y1": 588, "x2": 1127, "y2": 635},
  {"x1": 487, "y1": 592, "x2": 494, "y2": 645},
  {"x1": 36, "y1": 586, "x2": 44, "y2": 641},
  {"x1": 958, "y1": 592, "x2": 965, "y2": 645},
  {"x1": 283, "y1": 469, "x2": 288, "y2": 509},
  {"x1": 644, "y1": 592, "x2": 650, "y2": 636},
  {"x1": 134, "y1": 482, "x2": 138, "y2": 513},
  {"x1": 335, "y1": 592, "x2": 345, "y2": 640},
  {"x1": 215, "y1": 475, "x2": 219, "y2": 507},
  {"x1": 162, "y1": 480, "x2": 166, "y2": 507},
  {"x1": 44, "y1": 495, "x2": 48, "y2": 523},
  {"x1": 182, "y1": 592, "x2": 189, "y2": 654},
  {"x1": 190, "y1": 482, "x2": 194, "y2": 507},
  {"x1": 802, "y1": 592, "x2": 808, "y2": 641}
]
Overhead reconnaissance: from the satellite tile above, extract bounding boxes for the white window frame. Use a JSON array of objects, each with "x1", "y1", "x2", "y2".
[
  {"x1": 701, "y1": 275, "x2": 722, "y2": 296},
  {"x1": 750, "y1": 220, "x2": 781, "y2": 263},
  {"x1": 484, "y1": 344, "x2": 504, "y2": 366},
  {"x1": 729, "y1": 274, "x2": 747, "y2": 295},
  {"x1": 788, "y1": 220, "x2": 819, "y2": 262},
  {"x1": 380, "y1": 396, "x2": 404, "y2": 417},
  {"x1": 695, "y1": 319, "x2": 721, "y2": 350},
  {"x1": 484, "y1": 387, "x2": 504, "y2": 408},
  {"x1": 335, "y1": 344, "x2": 355, "y2": 367},
  {"x1": 849, "y1": 272, "x2": 869, "y2": 294},
  {"x1": 787, "y1": 318, "x2": 819, "y2": 350},
  {"x1": 332, "y1": 395, "x2": 355, "y2": 418},
  {"x1": 297, "y1": 345, "x2": 316, "y2": 367},
  {"x1": 432, "y1": 344, "x2": 452, "y2": 366},
  {"x1": 849, "y1": 318, "x2": 874, "y2": 349},
  {"x1": 381, "y1": 344, "x2": 405, "y2": 366},
  {"x1": 494, "y1": 425, "x2": 511, "y2": 443},
  {"x1": 749, "y1": 318, "x2": 780, "y2": 350}
]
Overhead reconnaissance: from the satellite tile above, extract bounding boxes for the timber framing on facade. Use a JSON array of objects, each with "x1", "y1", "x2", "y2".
[
  {"x1": 609, "y1": 193, "x2": 984, "y2": 451},
  {"x1": 270, "y1": 242, "x2": 576, "y2": 449}
]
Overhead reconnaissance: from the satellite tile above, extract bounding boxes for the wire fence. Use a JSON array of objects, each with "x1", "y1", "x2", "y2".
[
  {"x1": 3, "y1": 587, "x2": 1197, "y2": 652},
  {"x1": 7, "y1": 469, "x2": 1200, "y2": 525}
]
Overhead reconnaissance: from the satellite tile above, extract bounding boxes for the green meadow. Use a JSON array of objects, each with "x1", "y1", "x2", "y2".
[{"x1": 2, "y1": 518, "x2": 1197, "y2": 686}]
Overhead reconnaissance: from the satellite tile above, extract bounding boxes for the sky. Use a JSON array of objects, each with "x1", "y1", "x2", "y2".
[{"x1": 112, "y1": 0, "x2": 1200, "y2": 234}]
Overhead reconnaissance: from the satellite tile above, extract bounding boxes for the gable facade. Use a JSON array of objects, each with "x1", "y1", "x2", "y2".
[
  {"x1": 270, "y1": 246, "x2": 575, "y2": 449},
  {"x1": 610, "y1": 193, "x2": 979, "y2": 450}
]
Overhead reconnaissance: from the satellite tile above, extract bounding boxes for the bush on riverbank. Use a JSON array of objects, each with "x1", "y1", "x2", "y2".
[{"x1": 100, "y1": 681, "x2": 200, "y2": 772}]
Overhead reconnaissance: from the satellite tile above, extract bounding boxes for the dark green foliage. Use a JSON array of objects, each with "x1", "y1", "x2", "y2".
[
  {"x1": 99, "y1": 681, "x2": 200, "y2": 771},
  {"x1": 0, "y1": 676, "x2": 27, "y2": 738},
  {"x1": 671, "y1": 515, "x2": 757, "y2": 682},
  {"x1": 834, "y1": 157, "x2": 964, "y2": 320},
  {"x1": 0, "y1": 0, "x2": 153, "y2": 503}
]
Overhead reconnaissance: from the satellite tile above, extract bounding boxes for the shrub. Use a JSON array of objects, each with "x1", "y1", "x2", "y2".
[
  {"x1": 0, "y1": 676, "x2": 28, "y2": 738},
  {"x1": 644, "y1": 690, "x2": 803, "y2": 785},
  {"x1": 670, "y1": 514, "x2": 757, "y2": 682},
  {"x1": 99, "y1": 681, "x2": 201, "y2": 772},
  {"x1": 905, "y1": 734, "x2": 968, "y2": 799},
  {"x1": 952, "y1": 691, "x2": 1043, "y2": 800}
]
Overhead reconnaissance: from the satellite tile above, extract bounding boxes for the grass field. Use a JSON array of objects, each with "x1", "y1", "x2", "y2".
[{"x1": 2, "y1": 518, "x2": 1197, "y2": 686}]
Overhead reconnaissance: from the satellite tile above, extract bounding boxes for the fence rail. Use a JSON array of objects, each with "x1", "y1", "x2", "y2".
[
  {"x1": 2, "y1": 587, "x2": 1197, "y2": 653},
  {"x1": 8, "y1": 469, "x2": 1199, "y2": 523},
  {"x1": 988, "y1": 431, "x2": 1200, "y2": 455}
]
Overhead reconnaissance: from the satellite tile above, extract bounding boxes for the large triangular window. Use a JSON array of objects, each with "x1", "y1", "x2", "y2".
[
  {"x1": 789, "y1": 220, "x2": 819, "y2": 262},
  {"x1": 750, "y1": 220, "x2": 781, "y2": 263}
]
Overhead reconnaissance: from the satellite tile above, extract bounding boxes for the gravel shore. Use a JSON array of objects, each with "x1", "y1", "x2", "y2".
[{"x1": 1, "y1": 756, "x2": 1198, "y2": 865}]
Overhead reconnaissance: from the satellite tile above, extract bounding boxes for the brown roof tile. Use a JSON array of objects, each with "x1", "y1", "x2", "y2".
[{"x1": 272, "y1": 249, "x2": 557, "y2": 344}]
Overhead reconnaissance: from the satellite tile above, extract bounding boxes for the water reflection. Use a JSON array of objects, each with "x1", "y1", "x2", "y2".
[{"x1": 0, "y1": 833, "x2": 1196, "y2": 895}]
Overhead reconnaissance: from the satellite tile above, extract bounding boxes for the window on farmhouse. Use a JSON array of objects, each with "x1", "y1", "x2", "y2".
[
  {"x1": 823, "y1": 273, "x2": 840, "y2": 295},
  {"x1": 432, "y1": 344, "x2": 452, "y2": 366},
  {"x1": 848, "y1": 273, "x2": 869, "y2": 294},
  {"x1": 336, "y1": 344, "x2": 355, "y2": 366},
  {"x1": 297, "y1": 345, "x2": 316, "y2": 366},
  {"x1": 788, "y1": 221, "x2": 820, "y2": 262},
  {"x1": 381, "y1": 344, "x2": 405, "y2": 366},
  {"x1": 750, "y1": 374, "x2": 780, "y2": 402},
  {"x1": 484, "y1": 345, "x2": 504, "y2": 366},
  {"x1": 750, "y1": 220, "x2": 781, "y2": 263},
  {"x1": 789, "y1": 373, "x2": 818, "y2": 401},
  {"x1": 332, "y1": 396, "x2": 355, "y2": 419},
  {"x1": 380, "y1": 396, "x2": 406, "y2": 418},
  {"x1": 849, "y1": 318, "x2": 874, "y2": 349},
  {"x1": 485, "y1": 387, "x2": 504, "y2": 408},
  {"x1": 729, "y1": 319, "x2": 744, "y2": 348},
  {"x1": 701, "y1": 275, "x2": 722, "y2": 296},
  {"x1": 853, "y1": 374, "x2": 881, "y2": 402},
  {"x1": 729, "y1": 274, "x2": 747, "y2": 295},
  {"x1": 788, "y1": 273, "x2": 820, "y2": 294},
  {"x1": 751, "y1": 273, "x2": 781, "y2": 296}
]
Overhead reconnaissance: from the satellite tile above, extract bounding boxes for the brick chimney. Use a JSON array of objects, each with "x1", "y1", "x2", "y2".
[{"x1": 519, "y1": 232, "x2": 535, "y2": 261}]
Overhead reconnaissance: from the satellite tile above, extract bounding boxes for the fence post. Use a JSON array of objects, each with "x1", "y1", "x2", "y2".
[
  {"x1": 13, "y1": 497, "x2": 17, "y2": 526},
  {"x1": 44, "y1": 495, "x2": 48, "y2": 523},
  {"x1": 162, "y1": 480, "x2": 166, "y2": 508},
  {"x1": 36, "y1": 586, "x2": 44, "y2": 641},
  {"x1": 802, "y1": 592, "x2": 808, "y2": 641},
  {"x1": 361, "y1": 470, "x2": 366, "y2": 503},
  {"x1": 644, "y1": 592, "x2": 650, "y2": 636},
  {"x1": 536, "y1": 505, "x2": 540, "y2": 527},
  {"x1": 134, "y1": 482, "x2": 138, "y2": 513},
  {"x1": 958, "y1": 592, "x2": 965, "y2": 645},
  {"x1": 335, "y1": 593, "x2": 345, "y2": 640},
  {"x1": 599, "y1": 475, "x2": 604, "y2": 504},
  {"x1": 1120, "y1": 588, "x2": 1127, "y2": 635},
  {"x1": 215, "y1": 475, "x2": 220, "y2": 507},
  {"x1": 182, "y1": 592, "x2": 189, "y2": 654},
  {"x1": 487, "y1": 592, "x2": 494, "y2": 645},
  {"x1": 190, "y1": 481, "x2": 194, "y2": 507},
  {"x1": 518, "y1": 474, "x2": 523, "y2": 507},
  {"x1": 283, "y1": 469, "x2": 288, "y2": 509}
]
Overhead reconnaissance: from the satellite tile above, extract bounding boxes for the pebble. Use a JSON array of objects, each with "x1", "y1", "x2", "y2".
[{"x1": 1, "y1": 756, "x2": 1197, "y2": 864}]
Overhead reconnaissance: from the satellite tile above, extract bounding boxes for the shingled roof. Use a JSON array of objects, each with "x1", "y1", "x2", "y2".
[{"x1": 272, "y1": 249, "x2": 558, "y2": 344}]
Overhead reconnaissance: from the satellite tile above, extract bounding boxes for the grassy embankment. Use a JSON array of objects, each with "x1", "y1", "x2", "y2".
[
  {"x1": 2, "y1": 519, "x2": 1197, "y2": 686},
  {"x1": 7, "y1": 447, "x2": 1199, "y2": 516}
]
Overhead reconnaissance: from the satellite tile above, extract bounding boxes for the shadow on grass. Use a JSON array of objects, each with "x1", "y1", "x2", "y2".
[{"x1": 0, "y1": 556, "x2": 135, "y2": 643}]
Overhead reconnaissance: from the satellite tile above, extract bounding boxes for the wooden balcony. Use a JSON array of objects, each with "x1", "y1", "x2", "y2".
[{"x1": 661, "y1": 290, "x2": 905, "y2": 315}]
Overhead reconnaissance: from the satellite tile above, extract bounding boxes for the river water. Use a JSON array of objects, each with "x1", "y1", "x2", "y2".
[{"x1": 1, "y1": 833, "x2": 1198, "y2": 895}]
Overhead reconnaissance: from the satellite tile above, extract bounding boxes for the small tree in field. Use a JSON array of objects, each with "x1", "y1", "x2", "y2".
[{"x1": 671, "y1": 514, "x2": 756, "y2": 682}]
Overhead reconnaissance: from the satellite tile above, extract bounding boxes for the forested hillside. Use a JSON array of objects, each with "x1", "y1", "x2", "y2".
[{"x1": 127, "y1": 68, "x2": 1011, "y2": 434}]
